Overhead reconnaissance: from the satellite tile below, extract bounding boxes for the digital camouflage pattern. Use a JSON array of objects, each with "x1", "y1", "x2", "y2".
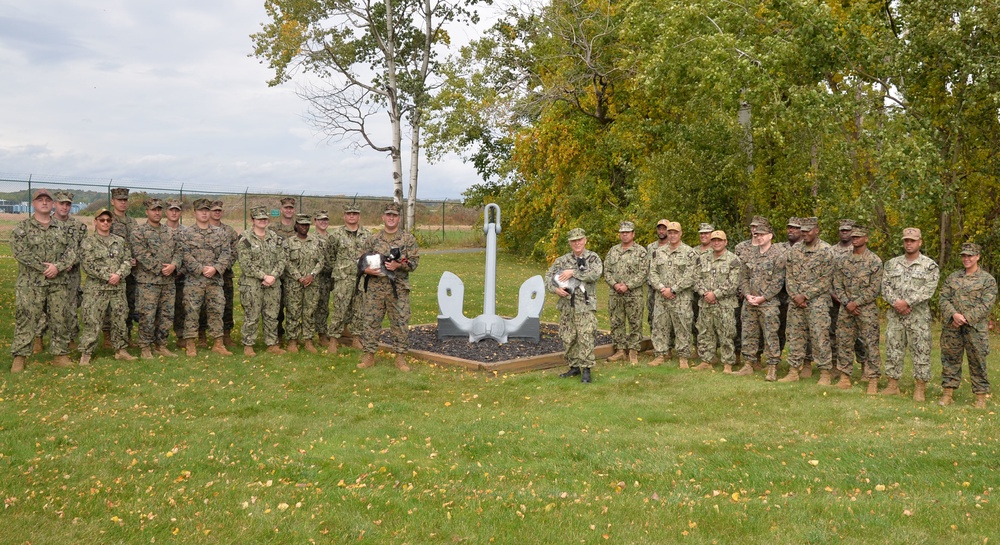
[
  {"x1": 268, "y1": 220, "x2": 296, "y2": 239},
  {"x1": 111, "y1": 213, "x2": 139, "y2": 331},
  {"x1": 238, "y1": 229, "x2": 287, "y2": 347},
  {"x1": 326, "y1": 225, "x2": 371, "y2": 338},
  {"x1": 312, "y1": 229, "x2": 333, "y2": 336},
  {"x1": 739, "y1": 244, "x2": 786, "y2": 365},
  {"x1": 645, "y1": 239, "x2": 670, "y2": 329},
  {"x1": 53, "y1": 215, "x2": 87, "y2": 342},
  {"x1": 784, "y1": 240, "x2": 834, "y2": 370},
  {"x1": 939, "y1": 267, "x2": 997, "y2": 394},
  {"x1": 360, "y1": 228, "x2": 420, "y2": 354},
  {"x1": 694, "y1": 250, "x2": 741, "y2": 364},
  {"x1": 833, "y1": 248, "x2": 883, "y2": 378},
  {"x1": 546, "y1": 249, "x2": 603, "y2": 368},
  {"x1": 180, "y1": 225, "x2": 231, "y2": 339},
  {"x1": 168, "y1": 224, "x2": 188, "y2": 343},
  {"x1": 79, "y1": 232, "x2": 132, "y2": 354},
  {"x1": 604, "y1": 243, "x2": 647, "y2": 352},
  {"x1": 648, "y1": 242, "x2": 697, "y2": 357},
  {"x1": 881, "y1": 253, "x2": 939, "y2": 381},
  {"x1": 131, "y1": 222, "x2": 183, "y2": 347},
  {"x1": 283, "y1": 232, "x2": 326, "y2": 341},
  {"x1": 218, "y1": 222, "x2": 240, "y2": 335},
  {"x1": 11, "y1": 216, "x2": 78, "y2": 357}
]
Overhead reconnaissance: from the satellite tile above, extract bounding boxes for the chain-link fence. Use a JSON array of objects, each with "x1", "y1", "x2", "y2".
[{"x1": 0, "y1": 174, "x2": 482, "y2": 246}]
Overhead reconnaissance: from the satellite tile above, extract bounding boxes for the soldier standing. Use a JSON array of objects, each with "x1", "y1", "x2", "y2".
[
  {"x1": 734, "y1": 216, "x2": 765, "y2": 365},
  {"x1": 881, "y1": 228, "x2": 939, "y2": 400},
  {"x1": 547, "y1": 228, "x2": 603, "y2": 383},
  {"x1": 693, "y1": 231, "x2": 741, "y2": 372},
  {"x1": 109, "y1": 187, "x2": 139, "y2": 343},
  {"x1": 645, "y1": 220, "x2": 671, "y2": 332},
  {"x1": 829, "y1": 219, "x2": 867, "y2": 364},
  {"x1": 736, "y1": 219, "x2": 786, "y2": 379},
  {"x1": 131, "y1": 198, "x2": 182, "y2": 359},
  {"x1": 283, "y1": 214, "x2": 326, "y2": 353},
  {"x1": 180, "y1": 199, "x2": 232, "y2": 357},
  {"x1": 10, "y1": 189, "x2": 78, "y2": 372},
  {"x1": 312, "y1": 210, "x2": 333, "y2": 346},
  {"x1": 358, "y1": 202, "x2": 420, "y2": 371},
  {"x1": 78, "y1": 208, "x2": 135, "y2": 365},
  {"x1": 603, "y1": 221, "x2": 647, "y2": 364},
  {"x1": 165, "y1": 200, "x2": 188, "y2": 347},
  {"x1": 648, "y1": 222, "x2": 697, "y2": 368},
  {"x1": 326, "y1": 202, "x2": 372, "y2": 353},
  {"x1": 269, "y1": 197, "x2": 297, "y2": 341},
  {"x1": 832, "y1": 225, "x2": 883, "y2": 392},
  {"x1": 692, "y1": 223, "x2": 715, "y2": 359},
  {"x1": 237, "y1": 206, "x2": 288, "y2": 356},
  {"x1": 206, "y1": 200, "x2": 240, "y2": 346},
  {"x1": 938, "y1": 243, "x2": 997, "y2": 408},
  {"x1": 51, "y1": 191, "x2": 87, "y2": 349},
  {"x1": 779, "y1": 217, "x2": 834, "y2": 383}
]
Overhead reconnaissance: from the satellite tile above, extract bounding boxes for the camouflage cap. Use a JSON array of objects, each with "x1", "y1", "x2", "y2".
[
  {"x1": 902, "y1": 227, "x2": 921, "y2": 240},
  {"x1": 698, "y1": 223, "x2": 715, "y2": 233},
  {"x1": 656, "y1": 219, "x2": 670, "y2": 228},
  {"x1": 53, "y1": 191, "x2": 74, "y2": 203},
  {"x1": 710, "y1": 230, "x2": 727, "y2": 241},
  {"x1": 344, "y1": 202, "x2": 361, "y2": 213},
  {"x1": 384, "y1": 202, "x2": 401, "y2": 215},
  {"x1": 314, "y1": 210, "x2": 330, "y2": 221},
  {"x1": 295, "y1": 213, "x2": 312, "y2": 225},
  {"x1": 166, "y1": 199, "x2": 183, "y2": 210},
  {"x1": 143, "y1": 198, "x2": 164, "y2": 210},
  {"x1": 193, "y1": 198, "x2": 212, "y2": 210},
  {"x1": 749, "y1": 215, "x2": 767, "y2": 227},
  {"x1": 111, "y1": 187, "x2": 129, "y2": 200},
  {"x1": 666, "y1": 221, "x2": 682, "y2": 232},
  {"x1": 279, "y1": 197, "x2": 296, "y2": 207},
  {"x1": 839, "y1": 219, "x2": 855, "y2": 231},
  {"x1": 786, "y1": 217, "x2": 803, "y2": 228},
  {"x1": 799, "y1": 216, "x2": 818, "y2": 231},
  {"x1": 619, "y1": 221, "x2": 635, "y2": 232},
  {"x1": 960, "y1": 243, "x2": 981, "y2": 256},
  {"x1": 95, "y1": 207, "x2": 113, "y2": 219},
  {"x1": 32, "y1": 188, "x2": 53, "y2": 201},
  {"x1": 210, "y1": 200, "x2": 224, "y2": 211},
  {"x1": 755, "y1": 219, "x2": 774, "y2": 235},
  {"x1": 851, "y1": 225, "x2": 869, "y2": 237},
  {"x1": 567, "y1": 228, "x2": 586, "y2": 241},
  {"x1": 250, "y1": 206, "x2": 269, "y2": 220}
]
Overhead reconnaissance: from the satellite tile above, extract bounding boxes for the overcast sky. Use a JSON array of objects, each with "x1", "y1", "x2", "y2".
[{"x1": 0, "y1": 0, "x2": 484, "y2": 199}]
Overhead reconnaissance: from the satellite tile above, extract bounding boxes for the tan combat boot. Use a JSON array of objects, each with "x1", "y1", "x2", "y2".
[
  {"x1": 286, "y1": 340, "x2": 299, "y2": 354},
  {"x1": 223, "y1": 331, "x2": 235, "y2": 348},
  {"x1": 140, "y1": 346, "x2": 154, "y2": 360},
  {"x1": 244, "y1": 345, "x2": 256, "y2": 357},
  {"x1": 352, "y1": 337, "x2": 363, "y2": 350},
  {"x1": 817, "y1": 370, "x2": 833, "y2": 386},
  {"x1": 913, "y1": 380, "x2": 927, "y2": 402},
  {"x1": 11, "y1": 356, "x2": 26, "y2": 373},
  {"x1": 318, "y1": 334, "x2": 329, "y2": 347},
  {"x1": 358, "y1": 353, "x2": 375, "y2": 369},
  {"x1": 32, "y1": 336, "x2": 43, "y2": 354},
  {"x1": 866, "y1": 379, "x2": 879, "y2": 395},
  {"x1": 679, "y1": 357, "x2": 690, "y2": 369},
  {"x1": 835, "y1": 373, "x2": 852, "y2": 390},
  {"x1": 78, "y1": 354, "x2": 91, "y2": 366},
  {"x1": 647, "y1": 355, "x2": 664, "y2": 367},
  {"x1": 606, "y1": 350, "x2": 626, "y2": 362},
  {"x1": 266, "y1": 345, "x2": 286, "y2": 355},
  {"x1": 115, "y1": 349, "x2": 137, "y2": 361},
  {"x1": 751, "y1": 359, "x2": 765, "y2": 371},
  {"x1": 176, "y1": 337, "x2": 187, "y2": 349},
  {"x1": 734, "y1": 363, "x2": 754, "y2": 376},
  {"x1": 628, "y1": 350, "x2": 639, "y2": 365},
  {"x1": 974, "y1": 393, "x2": 988, "y2": 409},
  {"x1": 723, "y1": 364, "x2": 733, "y2": 374},
  {"x1": 197, "y1": 331, "x2": 208, "y2": 348},
  {"x1": 778, "y1": 367, "x2": 799, "y2": 382},
  {"x1": 186, "y1": 342, "x2": 197, "y2": 357},
  {"x1": 765, "y1": 365, "x2": 777, "y2": 382},
  {"x1": 938, "y1": 388, "x2": 954, "y2": 406},
  {"x1": 881, "y1": 378, "x2": 900, "y2": 396},
  {"x1": 303, "y1": 339, "x2": 318, "y2": 354},
  {"x1": 154, "y1": 345, "x2": 177, "y2": 357},
  {"x1": 326, "y1": 337, "x2": 339, "y2": 354},
  {"x1": 395, "y1": 354, "x2": 411, "y2": 372},
  {"x1": 212, "y1": 338, "x2": 233, "y2": 356},
  {"x1": 51, "y1": 355, "x2": 74, "y2": 368},
  {"x1": 800, "y1": 363, "x2": 813, "y2": 378},
  {"x1": 694, "y1": 361, "x2": 713, "y2": 371}
]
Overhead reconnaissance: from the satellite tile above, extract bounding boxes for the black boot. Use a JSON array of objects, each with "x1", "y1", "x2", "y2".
[
  {"x1": 581, "y1": 368, "x2": 592, "y2": 383},
  {"x1": 559, "y1": 367, "x2": 581, "y2": 378}
]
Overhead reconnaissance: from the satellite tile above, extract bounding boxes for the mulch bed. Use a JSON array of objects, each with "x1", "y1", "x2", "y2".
[{"x1": 380, "y1": 323, "x2": 613, "y2": 363}]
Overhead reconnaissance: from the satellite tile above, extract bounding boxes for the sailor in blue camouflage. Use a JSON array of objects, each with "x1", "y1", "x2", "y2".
[
  {"x1": 131, "y1": 199, "x2": 183, "y2": 352},
  {"x1": 939, "y1": 243, "x2": 997, "y2": 399},
  {"x1": 79, "y1": 208, "x2": 133, "y2": 356},
  {"x1": 832, "y1": 225, "x2": 883, "y2": 385},
  {"x1": 603, "y1": 221, "x2": 647, "y2": 359},
  {"x1": 881, "y1": 228, "x2": 939, "y2": 384},
  {"x1": 547, "y1": 228, "x2": 603, "y2": 380}
]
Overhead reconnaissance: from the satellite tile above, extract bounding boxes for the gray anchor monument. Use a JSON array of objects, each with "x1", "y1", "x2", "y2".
[{"x1": 437, "y1": 204, "x2": 545, "y2": 343}]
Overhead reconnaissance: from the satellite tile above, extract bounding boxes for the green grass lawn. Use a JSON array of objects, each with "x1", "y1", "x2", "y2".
[{"x1": 1, "y1": 245, "x2": 998, "y2": 544}]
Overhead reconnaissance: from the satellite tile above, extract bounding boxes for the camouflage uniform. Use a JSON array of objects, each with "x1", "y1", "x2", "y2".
[
  {"x1": 547, "y1": 244, "x2": 603, "y2": 369},
  {"x1": 211, "y1": 219, "x2": 240, "y2": 337},
  {"x1": 882, "y1": 251, "x2": 939, "y2": 382},
  {"x1": 829, "y1": 219, "x2": 867, "y2": 362},
  {"x1": 694, "y1": 248, "x2": 742, "y2": 365},
  {"x1": 238, "y1": 225, "x2": 287, "y2": 347},
  {"x1": 740, "y1": 242, "x2": 786, "y2": 366},
  {"x1": 604, "y1": 237, "x2": 647, "y2": 353},
  {"x1": 360, "y1": 225, "x2": 420, "y2": 354},
  {"x1": 283, "y1": 219, "x2": 326, "y2": 342},
  {"x1": 312, "y1": 217, "x2": 333, "y2": 337},
  {"x1": 832, "y1": 246, "x2": 883, "y2": 379},
  {"x1": 52, "y1": 211, "x2": 87, "y2": 343},
  {"x1": 649, "y1": 240, "x2": 697, "y2": 357},
  {"x1": 784, "y1": 236, "x2": 834, "y2": 370},
  {"x1": 269, "y1": 213, "x2": 297, "y2": 338},
  {"x1": 110, "y1": 206, "x2": 139, "y2": 332},
  {"x1": 939, "y1": 254, "x2": 997, "y2": 394},
  {"x1": 79, "y1": 231, "x2": 132, "y2": 354},
  {"x1": 327, "y1": 224, "x2": 372, "y2": 339},
  {"x1": 11, "y1": 215, "x2": 78, "y2": 357},
  {"x1": 646, "y1": 237, "x2": 670, "y2": 331},
  {"x1": 181, "y1": 223, "x2": 231, "y2": 340},
  {"x1": 733, "y1": 235, "x2": 756, "y2": 356},
  {"x1": 131, "y1": 217, "x2": 183, "y2": 348},
  {"x1": 168, "y1": 220, "x2": 188, "y2": 342}
]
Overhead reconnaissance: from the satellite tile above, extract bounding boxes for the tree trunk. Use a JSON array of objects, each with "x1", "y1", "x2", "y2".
[{"x1": 407, "y1": 108, "x2": 422, "y2": 231}]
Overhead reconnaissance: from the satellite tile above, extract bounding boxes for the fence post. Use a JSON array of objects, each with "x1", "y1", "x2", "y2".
[
  {"x1": 180, "y1": 183, "x2": 185, "y2": 225},
  {"x1": 441, "y1": 199, "x2": 446, "y2": 242},
  {"x1": 107, "y1": 179, "x2": 113, "y2": 208},
  {"x1": 27, "y1": 174, "x2": 32, "y2": 213},
  {"x1": 244, "y1": 188, "x2": 249, "y2": 231}
]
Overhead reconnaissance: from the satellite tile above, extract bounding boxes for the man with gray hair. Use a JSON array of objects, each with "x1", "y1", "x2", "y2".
[{"x1": 548, "y1": 228, "x2": 603, "y2": 383}]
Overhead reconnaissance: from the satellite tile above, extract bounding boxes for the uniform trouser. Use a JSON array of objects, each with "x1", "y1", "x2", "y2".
[
  {"x1": 277, "y1": 282, "x2": 287, "y2": 339},
  {"x1": 284, "y1": 277, "x2": 319, "y2": 341},
  {"x1": 199, "y1": 271, "x2": 234, "y2": 334},
  {"x1": 12, "y1": 283, "x2": 71, "y2": 357},
  {"x1": 646, "y1": 287, "x2": 655, "y2": 332},
  {"x1": 183, "y1": 280, "x2": 224, "y2": 339},
  {"x1": 741, "y1": 303, "x2": 781, "y2": 366},
  {"x1": 361, "y1": 278, "x2": 410, "y2": 353},
  {"x1": 66, "y1": 267, "x2": 81, "y2": 341},
  {"x1": 173, "y1": 275, "x2": 186, "y2": 339},
  {"x1": 786, "y1": 301, "x2": 833, "y2": 369},
  {"x1": 608, "y1": 291, "x2": 643, "y2": 352},
  {"x1": 885, "y1": 308, "x2": 932, "y2": 381},
  {"x1": 651, "y1": 294, "x2": 693, "y2": 356},
  {"x1": 697, "y1": 303, "x2": 737, "y2": 365},
  {"x1": 313, "y1": 271, "x2": 333, "y2": 336},
  {"x1": 329, "y1": 278, "x2": 365, "y2": 339},
  {"x1": 777, "y1": 291, "x2": 788, "y2": 353},
  {"x1": 831, "y1": 302, "x2": 867, "y2": 363},
  {"x1": 240, "y1": 281, "x2": 282, "y2": 347},
  {"x1": 125, "y1": 274, "x2": 137, "y2": 333},
  {"x1": 560, "y1": 308, "x2": 598, "y2": 368},
  {"x1": 691, "y1": 295, "x2": 700, "y2": 356},
  {"x1": 835, "y1": 303, "x2": 880, "y2": 379},
  {"x1": 80, "y1": 286, "x2": 128, "y2": 354},
  {"x1": 136, "y1": 282, "x2": 176, "y2": 347},
  {"x1": 941, "y1": 324, "x2": 991, "y2": 394}
]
